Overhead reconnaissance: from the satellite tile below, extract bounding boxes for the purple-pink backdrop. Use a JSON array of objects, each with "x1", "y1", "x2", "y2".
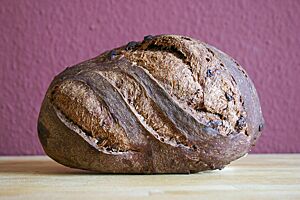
[{"x1": 0, "y1": 0, "x2": 299, "y2": 155}]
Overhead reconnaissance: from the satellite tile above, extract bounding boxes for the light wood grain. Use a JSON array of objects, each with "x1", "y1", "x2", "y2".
[{"x1": 0, "y1": 154, "x2": 299, "y2": 200}]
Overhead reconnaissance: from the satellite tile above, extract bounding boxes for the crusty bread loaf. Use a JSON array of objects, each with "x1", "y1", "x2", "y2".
[{"x1": 37, "y1": 35, "x2": 264, "y2": 173}]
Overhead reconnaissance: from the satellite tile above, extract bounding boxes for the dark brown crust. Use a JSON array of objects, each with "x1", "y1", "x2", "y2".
[{"x1": 37, "y1": 35, "x2": 264, "y2": 173}]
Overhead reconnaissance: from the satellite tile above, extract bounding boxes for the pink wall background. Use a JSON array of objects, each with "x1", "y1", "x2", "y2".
[{"x1": 0, "y1": 0, "x2": 299, "y2": 155}]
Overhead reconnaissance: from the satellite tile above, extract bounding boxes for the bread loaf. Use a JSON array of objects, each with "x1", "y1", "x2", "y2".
[{"x1": 38, "y1": 35, "x2": 264, "y2": 173}]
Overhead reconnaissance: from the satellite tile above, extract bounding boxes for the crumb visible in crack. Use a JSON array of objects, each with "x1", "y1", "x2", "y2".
[
  {"x1": 50, "y1": 80, "x2": 131, "y2": 152},
  {"x1": 55, "y1": 106, "x2": 129, "y2": 153},
  {"x1": 125, "y1": 38, "x2": 246, "y2": 138},
  {"x1": 99, "y1": 71, "x2": 191, "y2": 149},
  {"x1": 146, "y1": 44, "x2": 187, "y2": 62}
]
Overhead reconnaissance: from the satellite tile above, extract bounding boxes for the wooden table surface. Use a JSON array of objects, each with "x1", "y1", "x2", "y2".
[{"x1": 0, "y1": 154, "x2": 299, "y2": 200}]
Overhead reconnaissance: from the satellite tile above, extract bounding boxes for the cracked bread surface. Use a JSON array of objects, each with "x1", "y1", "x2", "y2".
[
  {"x1": 37, "y1": 34, "x2": 264, "y2": 173},
  {"x1": 123, "y1": 35, "x2": 247, "y2": 137}
]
